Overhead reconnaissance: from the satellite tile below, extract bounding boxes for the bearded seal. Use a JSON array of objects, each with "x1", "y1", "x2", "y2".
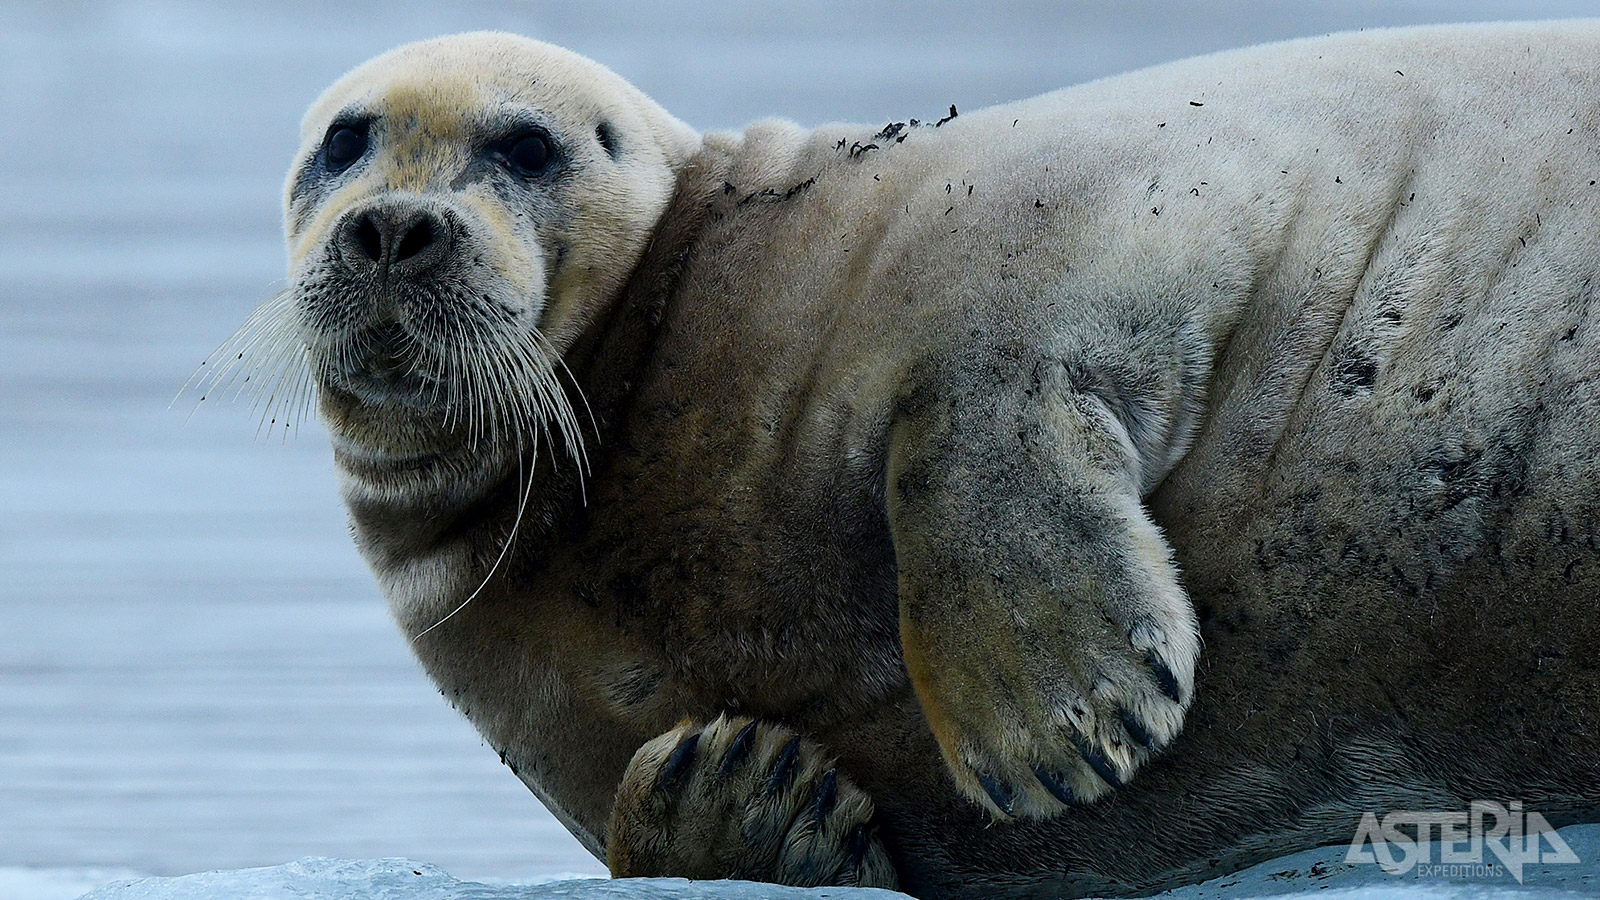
[{"x1": 219, "y1": 21, "x2": 1600, "y2": 899}]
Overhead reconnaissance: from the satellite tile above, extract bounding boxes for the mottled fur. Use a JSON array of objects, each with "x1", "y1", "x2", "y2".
[{"x1": 269, "y1": 23, "x2": 1600, "y2": 900}]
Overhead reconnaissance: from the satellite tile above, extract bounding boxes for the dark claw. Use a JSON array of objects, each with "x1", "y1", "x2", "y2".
[
  {"x1": 812, "y1": 768, "x2": 839, "y2": 821},
  {"x1": 844, "y1": 825, "x2": 870, "y2": 874},
  {"x1": 1118, "y1": 707, "x2": 1159, "y2": 751},
  {"x1": 767, "y1": 735, "x2": 803, "y2": 794},
  {"x1": 718, "y1": 720, "x2": 758, "y2": 780},
  {"x1": 1031, "y1": 765, "x2": 1083, "y2": 807},
  {"x1": 659, "y1": 731, "x2": 700, "y2": 790},
  {"x1": 975, "y1": 771, "x2": 1014, "y2": 815},
  {"x1": 1147, "y1": 650, "x2": 1183, "y2": 702},
  {"x1": 1073, "y1": 734, "x2": 1127, "y2": 789}
]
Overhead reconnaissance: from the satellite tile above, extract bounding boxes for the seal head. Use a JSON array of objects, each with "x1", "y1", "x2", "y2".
[{"x1": 281, "y1": 32, "x2": 698, "y2": 490}]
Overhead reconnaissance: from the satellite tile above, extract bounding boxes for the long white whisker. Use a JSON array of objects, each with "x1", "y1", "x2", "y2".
[
  {"x1": 411, "y1": 442, "x2": 538, "y2": 642},
  {"x1": 179, "y1": 289, "x2": 297, "y2": 424},
  {"x1": 526, "y1": 331, "x2": 589, "y2": 476}
]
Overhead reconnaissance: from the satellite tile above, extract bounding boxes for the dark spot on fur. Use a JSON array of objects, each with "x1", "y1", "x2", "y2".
[
  {"x1": 1423, "y1": 446, "x2": 1486, "y2": 511},
  {"x1": 595, "y1": 121, "x2": 620, "y2": 159},
  {"x1": 1331, "y1": 354, "x2": 1378, "y2": 394},
  {"x1": 739, "y1": 188, "x2": 781, "y2": 206}
]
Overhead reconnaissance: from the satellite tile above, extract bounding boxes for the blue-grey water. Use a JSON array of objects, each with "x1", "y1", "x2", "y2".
[{"x1": 2, "y1": 0, "x2": 1597, "y2": 887}]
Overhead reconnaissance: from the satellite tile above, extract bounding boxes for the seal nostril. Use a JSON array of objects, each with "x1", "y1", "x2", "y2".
[
  {"x1": 354, "y1": 215, "x2": 383, "y2": 263},
  {"x1": 395, "y1": 219, "x2": 434, "y2": 264}
]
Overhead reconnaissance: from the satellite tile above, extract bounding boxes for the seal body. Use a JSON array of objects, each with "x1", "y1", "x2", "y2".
[{"x1": 265, "y1": 21, "x2": 1600, "y2": 899}]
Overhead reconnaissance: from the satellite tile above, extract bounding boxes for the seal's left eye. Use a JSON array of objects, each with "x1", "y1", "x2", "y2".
[
  {"x1": 324, "y1": 126, "x2": 368, "y2": 172},
  {"x1": 505, "y1": 133, "x2": 551, "y2": 175}
]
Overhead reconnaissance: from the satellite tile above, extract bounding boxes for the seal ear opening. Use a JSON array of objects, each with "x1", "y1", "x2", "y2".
[{"x1": 596, "y1": 121, "x2": 621, "y2": 159}]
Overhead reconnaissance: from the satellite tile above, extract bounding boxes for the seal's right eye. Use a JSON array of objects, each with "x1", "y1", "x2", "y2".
[
  {"x1": 504, "y1": 132, "x2": 552, "y2": 176},
  {"x1": 323, "y1": 125, "x2": 369, "y2": 173}
]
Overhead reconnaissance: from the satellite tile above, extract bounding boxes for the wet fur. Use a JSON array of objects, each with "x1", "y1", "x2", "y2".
[{"x1": 258, "y1": 23, "x2": 1600, "y2": 900}]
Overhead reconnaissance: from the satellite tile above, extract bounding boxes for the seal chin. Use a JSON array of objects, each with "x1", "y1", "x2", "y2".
[{"x1": 330, "y1": 424, "x2": 519, "y2": 509}]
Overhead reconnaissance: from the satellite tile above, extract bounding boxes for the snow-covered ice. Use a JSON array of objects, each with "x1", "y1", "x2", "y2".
[
  {"x1": 61, "y1": 822, "x2": 1600, "y2": 899},
  {"x1": 76, "y1": 860, "x2": 894, "y2": 899}
]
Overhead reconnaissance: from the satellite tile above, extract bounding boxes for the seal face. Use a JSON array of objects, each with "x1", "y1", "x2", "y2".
[
  {"x1": 279, "y1": 32, "x2": 696, "y2": 490},
  {"x1": 219, "y1": 21, "x2": 1600, "y2": 900}
]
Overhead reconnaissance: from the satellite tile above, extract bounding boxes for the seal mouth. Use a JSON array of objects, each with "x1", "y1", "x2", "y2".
[
  {"x1": 317, "y1": 321, "x2": 445, "y2": 409},
  {"x1": 285, "y1": 262, "x2": 588, "y2": 465}
]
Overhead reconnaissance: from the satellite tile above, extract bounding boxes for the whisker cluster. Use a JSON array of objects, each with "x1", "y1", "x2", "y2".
[
  {"x1": 177, "y1": 289, "x2": 317, "y2": 441},
  {"x1": 178, "y1": 287, "x2": 591, "y2": 476}
]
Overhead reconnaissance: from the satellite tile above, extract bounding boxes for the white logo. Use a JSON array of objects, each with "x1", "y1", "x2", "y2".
[{"x1": 1345, "y1": 801, "x2": 1580, "y2": 882}]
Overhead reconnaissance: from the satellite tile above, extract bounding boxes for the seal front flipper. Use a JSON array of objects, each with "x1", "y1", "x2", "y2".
[
  {"x1": 887, "y1": 347, "x2": 1199, "y2": 819},
  {"x1": 606, "y1": 714, "x2": 899, "y2": 890}
]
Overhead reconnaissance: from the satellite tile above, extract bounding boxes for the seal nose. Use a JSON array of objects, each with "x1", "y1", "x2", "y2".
[{"x1": 339, "y1": 204, "x2": 449, "y2": 275}]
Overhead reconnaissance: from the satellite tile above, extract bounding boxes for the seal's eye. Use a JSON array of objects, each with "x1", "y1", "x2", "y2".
[
  {"x1": 324, "y1": 125, "x2": 368, "y2": 173},
  {"x1": 504, "y1": 133, "x2": 552, "y2": 176}
]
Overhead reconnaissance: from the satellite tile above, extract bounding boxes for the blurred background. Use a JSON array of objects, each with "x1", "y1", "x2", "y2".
[{"x1": 2, "y1": 0, "x2": 1596, "y2": 894}]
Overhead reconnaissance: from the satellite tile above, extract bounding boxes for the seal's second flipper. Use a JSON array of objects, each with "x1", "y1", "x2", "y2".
[{"x1": 606, "y1": 714, "x2": 899, "y2": 891}]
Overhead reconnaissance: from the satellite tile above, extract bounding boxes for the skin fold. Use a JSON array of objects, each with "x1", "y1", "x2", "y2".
[{"x1": 254, "y1": 22, "x2": 1600, "y2": 899}]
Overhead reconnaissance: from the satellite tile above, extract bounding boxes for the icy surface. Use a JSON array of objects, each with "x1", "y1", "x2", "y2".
[
  {"x1": 5, "y1": 0, "x2": 1600, "y2": 891},
  {"x1": 1159, "y1": 823, "x2": 1598, "y2": 899},
  {"x1": 67, "y1": 823, "x2": 1600, "y2": 899},
  {"x1": 76, "y1": 860, "x2": 897, "y2": 899}
]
